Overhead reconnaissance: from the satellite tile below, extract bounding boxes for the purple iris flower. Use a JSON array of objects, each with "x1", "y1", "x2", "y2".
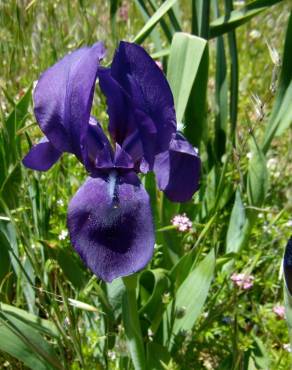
[{"x1": 23, "y1": 41, "x2": 200, "y2": 282}]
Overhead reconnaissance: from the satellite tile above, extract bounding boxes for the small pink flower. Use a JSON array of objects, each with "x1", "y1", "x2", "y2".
[
  {"x1": 171, "y1": 213, "x2": 192, "y2": 232},
  {"x1": 273, "y1": 305, "x2": 285, "y2": 319},
  {"x1": 231, "y1": 273, "x2": 254, "y2": 290}
]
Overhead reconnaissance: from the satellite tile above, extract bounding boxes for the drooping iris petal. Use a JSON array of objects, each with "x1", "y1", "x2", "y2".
[
  {"x1": 154, "y1": 133, "x2": 201, "y2": 202},
  {"x1": 22, "y1": 137, "x2": 62, "y2": 171},
  {"x1": 34, "y1": 42, "x2": 106, "y2": 157},
  {"x1": 284, "y1": 236, "x2": 292, "y2": 295},
  {"x1": 67, "y1": 174, "x2": 155, "y2": 282},
  {"x1": 99, "y1": 42, "x2": 176, "y2": 155}
]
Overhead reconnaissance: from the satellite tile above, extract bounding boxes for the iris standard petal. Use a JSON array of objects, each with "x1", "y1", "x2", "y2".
[
  {"x1": 98, "y1": 68, "x2": 136, "y2": 144},
  {"x1": 98, "y1": 68, "x2": 157, "y2": 168},
  {"x1": 34, "y1": 42, "x2": 106, "y2": 157},
  {"x1": 22, "y1": 137, "x2": 62, "y2": 171},
  {"x1": 110, "y1": 41, "x2": 176, "y2": 152},
  {"x1": 67, "y1": 173, "x2": 155, "y2": 282},
  {"x1": 83, "y1": 116, "x2": 114, "y2": 173},
  {"x1": 154, "y1": 133, "x2": 201, "y2": 202}
]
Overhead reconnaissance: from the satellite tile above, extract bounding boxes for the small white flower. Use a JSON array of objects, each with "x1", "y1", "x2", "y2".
[
  {"x1": 148, "y1": 328, "x2": 154, "y2": 340},
  {"x1": 57, "y1": 199, "x2": 64, "y2": 207},
  {"x1": 247, "y1": 152, "x2": 253, "y2": 160},
  {"x1": 64, "y1": 317, "x2": 70, "y2": 327},
  {"x1": 58, "y1": 230, "x2": 68, "y2": 240},
  {"x1": 108, "y1": 351, "x2": 116, "y2": 360},
  {"x1": 283, "y1": 343, "x2": 291, "y2": 352},
  {"x1": 258, "y1": 213, "x2": 264, "y2": 219},
  {"x1": 267, "y1": 157, "x2": 277, "y2": 171},
  {"x1": 286, "y1": 220, "x2": 292, "y2": 228},
  {"x1": 249, "y1": 29, "x2": 261, "y2": 40}
]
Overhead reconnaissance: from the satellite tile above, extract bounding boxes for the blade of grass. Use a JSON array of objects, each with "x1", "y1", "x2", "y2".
[
  {"x1": 209, "y1": 0, "x2": 284, "y2": 38},
  {"x1": 133, "y1": 0, "x2": 178, "y2": 44}
]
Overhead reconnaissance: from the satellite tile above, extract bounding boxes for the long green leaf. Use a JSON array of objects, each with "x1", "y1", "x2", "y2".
[
  {"x1": 165, "y1": 249, "x2": 215, "y2": 346},
  {"x1": 134, "y1": 0, "x2": 163, "y2": 50},
  {"x1": 133, "y1": 0, "x2": 177, "y2": 44},
  {"x1": 146, "y1": 342, "x2": 170, "y2": 370},
  {"x1": 122, "y1": 275, "x2": 146, "y2": 370},
  {"x1": 247, "y1": 138, "x2": 269, "y2": 207},
  {"x1": 0, "y1": 309, "x2": 62, "y2": 370},
  {"x1": 262, "y1": 10, "x2": 292, "y2": 152},
  {"x1": 167, "y1": 32, "x2": 207, "y2": 124},
  {"x1": 0, "y1": 302, "x2": 59, "y2": 338},
  {"x1": 139, "y1": 269, "x2": 170, "y2": 333},
  {"x1": 223, "y1": 189, "x2": 251, "y2": 272},
  {"x1": 209, "y1": 0, "x2": 283, "y2": 38},
  {"x1": 213, "y1": 0, "x2": 228, "y2": 160}
]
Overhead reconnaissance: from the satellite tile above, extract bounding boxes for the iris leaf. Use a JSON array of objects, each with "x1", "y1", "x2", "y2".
[
  {"x1": 209, "y1": 0, "x2": 284, "y2": 38},
  {"x1": 262, "y1": 10, "x2": 292, "y2": 153},
  {"x1": 247, "y1": 138, "x2": 269, "y2": 207},
  {"x1": 146, "y1": 342, "x2": 171, "y2": 370},
  {"x1": 223, "y1": 189, "x2": 251, "y2": 272},
  {"x1": 0, "y1": 302, "x2": 59, "y2": 338},
  {"x1": 133, "y1": 0, "x2": 177, "y2": 44},
  {"x1": 139, "y1": 269, "x2": 170, "y2": 333},
  {"x1": 167, "y1": 32, "x2": 207, "y2": 124},
  {"x1": 165, "y1": 249, "x2": 215, "y2": 347},
  {"x1": 0, "y1": 308, "x2": 63, "y2": 370}
]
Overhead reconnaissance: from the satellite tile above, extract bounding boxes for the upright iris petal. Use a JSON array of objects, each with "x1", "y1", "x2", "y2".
[
  {"x1": 67, "y1": 174, "x2": 154, "y2": 282},
  {"x1": 110, "y1": 41, "x2": 176, "y2": 153},
  {"x1": 98, "y1": 42, "x2": 176, "y2": 169},
  {"x1": 34, "y1": 42, "x2": 106, "y2": 157}
]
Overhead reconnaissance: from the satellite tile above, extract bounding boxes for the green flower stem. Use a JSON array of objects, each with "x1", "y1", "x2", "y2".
[{"x1": 122, "y1": 274, "x2": 146, "y2": 370}]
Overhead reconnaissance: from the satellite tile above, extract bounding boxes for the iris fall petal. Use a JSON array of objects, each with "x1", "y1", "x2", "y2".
[{"x1": 67, "y1": 174, "x2": 155, "y2": 282}]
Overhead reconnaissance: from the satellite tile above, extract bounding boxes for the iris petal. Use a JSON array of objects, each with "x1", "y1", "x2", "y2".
[
  {"x1": 154, "y1": 133, "x2": 201, "y2": 202},
  {"x1": 22, "y1": 137, "x2": 62, "y2": 171},
  {"x1": 67, "y1": 173, "x2": 155, "y2": 282},
  {"x1": 98, "y1": 68, "x2": 135, "y2": 144},
  {"x1": 84, "y1": 116, "x2": 114, "y2": 174},
  {"x1": 99, "y1": 42, "x2": 176, "y2": 158},
  {"x1": 284, "y1": 236, "x2": 292, "y2": 295},
  {"x1": 98, "y1": 69, "x2": 157, "y2": 168},
  {"x1": 34, "y1": 42, "x2": 106, "y2": 157}
]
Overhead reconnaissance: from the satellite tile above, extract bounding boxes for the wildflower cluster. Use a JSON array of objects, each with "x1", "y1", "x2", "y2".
[
  {"x1": 231, "y1": 273, "x2": 254, "y2": 290},
  {"x1": 171, "y1": 213, "x2": 192, "y2": 232}
]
